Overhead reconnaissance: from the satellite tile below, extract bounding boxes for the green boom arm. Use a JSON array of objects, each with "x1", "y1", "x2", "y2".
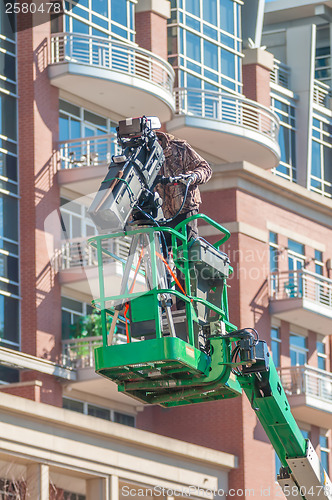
[{"x1": 235, "y1": 344, "x2": 332, "y2": 499}]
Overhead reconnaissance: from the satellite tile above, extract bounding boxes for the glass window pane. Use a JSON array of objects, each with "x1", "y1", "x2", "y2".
[
  {"x1": 59, "y1": 114, "x2": 70, "y2": 142},
  {"x1": 92, "y1": 0, "x2": 108, "y2": 17},
  {"x1": 60, "y1": 100, "x2": 80, "y2": 117},
  {"x1": 220, "y1": 0, "x2": 234, "y2": 34},
  {"x1": 186, "y1": 31, "x2": 201, "y2": 62},
  {"x1": 203, "y1": 0, "x2": 217, "y2": 24},
  {"x1": 111, "y1": 0, "x2": 127, "y2": 26},
  {"x1": 269, "y1": 232, "x2": 278, "y2": 244},
  {"x1": 290, "y1": 334, "x2": 306, "y2": 349},
  {"x1": 271, "y1": 341, "x2": 280, "y2": 366},
  {"x1": 318, "y1": 356, "x2": 326, "y2": 371},
  {"x1": 221, "y1": 48, "x2": 235, "y2": 80},
  {"x1": 88, "y1": 404, "x2": 111, "y2": 420},
  {"x1": 0, "y1": 94, "x2": 17, "y2": 140},
  {"x1": 0, "y1": 194, "x2": 18, "y2": 241},
  {"x1": 271, "y1": 327, "x2": 280, "y2": 339},
  {"x1": 288, "y1": 239, "x2": 305, "y2": 255},
  {"x1": 0, "y1": 254, "x2": 18, "y2": 282},
  {"x1": 70, "y1": 118, "x2": 81, "y2": 139},
  {"x1": 0, "y1": 295, "x2": 19, "y2": 344},
  {"x1": 311, "y1": 140, "x2": 321, "y2": 178},
  {"x1": 0, "y1": 0, "x2": 16, "y2": 39},
  {"x1": 204, "y1": 40, "x2": 218, "y2": 69},
  {"x1": 72, "y1": 19, "x2": 90, "y2": 34},
  {"x1": 0, "y1": 52, "x2": 16, "y2": 81},
  {"x1": 113, "y1": 411, "x2": 135, "y2": 427},
  {"x1": 63, "y1": 398, "x2": 84, "y2": 413},
  {"x1": 0, "y1": 153, "x2": 17, "y2": 182},
  {"x1": 316, "y1": 340, "x2": 325, "y2": 354},
  {"x1": 62, "y1": 297, "x2": 83, "y2": 313},
  {"x1": 186, "y1": 0, "x2": 200, "y2": 17}
]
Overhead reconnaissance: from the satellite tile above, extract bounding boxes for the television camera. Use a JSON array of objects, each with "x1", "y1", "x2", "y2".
[{"x1": 88, "y1": 116, "x2": 194, "y2": 233}]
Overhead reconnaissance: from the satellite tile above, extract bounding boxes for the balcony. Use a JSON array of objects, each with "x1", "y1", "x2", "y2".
[
  {"x1": 313, "y1": 79, "x2": 331, "y2": 109},
  {"x1": 278, "y1": 365, "x2": 332, "y2": 428},
  {"x1": 166, "y1": 88, "x2": 280, "y2": 168},
  {"x1": 49, "y1": 33, "x2": 175, "y2": 122},
  {"x1": 270, "y1": 59, "x2": 290, "y2": 89},
  {"x1": 56, "y1": 134, "x2": 118, "y2": 195},
  {"x1": 60, "y1": 333, "x2": 142, "y2": 406},
  {"x1": 269, "y1": 270, "x2": 332, "y2": 334},
  {"x1": 54, "y1": 236, "x2": 145, "y2": 298}
]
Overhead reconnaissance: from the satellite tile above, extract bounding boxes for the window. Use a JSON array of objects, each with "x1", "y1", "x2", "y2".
[
  {"x1": 60, "y1": 198, "x2": 96, "y2": 240},
  {"x1": 168, "y1": 0, "x2": 242, "y2": 103},
  {"x1": 59, "y1": 100, "x2": 118, "y2": 168},
  {"x1": 315, "y1": 26, "x2": 331, "y2": 87},
  {"x1": 61, "y1": 297, "x2": 94, "y2": 340},
  {"x1": 64, "y1": 0, "x2": 135, "y2": 42},
  {"x1": 63, "y1": 397, "x2": 135, "y2": 426},
  {"x1": 289, "y1": 333, "x2": 307, "y2": 366},
  {"x1": 0, "y1": 11, "x2": 19, "y2": 381},
  {"x1": 269, "y1": 232, "x2": 278, "y2": 295},
  {"x1": 310, "y1": 116, "x2": 332, "y2": 198},
  {"x1": 287, "y1": 240, "x2": 305, "y2": 298},
  {"x1": 320, "y1": 433, "x2": 329, "y2": 474},
  {"x1": 271, "y1": 95, "x2": 296, "y2": 182},
  {"x1": 317, "y1": 337, "x2": 327, "y2": 371},
  {"x1": 314, "y1": 250, "x2": 324, "y2": 276},
  {"x1": 271, "y1": 327, "x2": 281, "y2": 367}
]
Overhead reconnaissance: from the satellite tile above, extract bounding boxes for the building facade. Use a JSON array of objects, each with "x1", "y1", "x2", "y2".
[{"x1": 0, "y1": 0, "x2": 331, "y2": 498}]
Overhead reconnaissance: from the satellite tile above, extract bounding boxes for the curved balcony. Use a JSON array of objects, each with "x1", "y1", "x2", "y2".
[
  {"x1": 56, "y1": 134, "x2": 118, "y2": 194},
  {"x1": 269, "y1": 269, "x2": 332, "y2": 334},
  {"x1": 278, "y1": 365, "x2": 332, "y2": 428},
  {"x1": 167, "y1": 88, "x2": 280, "y2": 168},
  {"x1": 49, "y1": 33, "x2": 175, "y2": 122}
]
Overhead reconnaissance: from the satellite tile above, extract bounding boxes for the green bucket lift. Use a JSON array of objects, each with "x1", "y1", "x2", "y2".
[{"x1": 90, "y1": 214, "x2": 242, "y2": 407}]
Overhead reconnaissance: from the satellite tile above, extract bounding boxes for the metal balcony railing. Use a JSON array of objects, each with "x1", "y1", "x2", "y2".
[
  {"x1": 50, "y1": 32, "x2": 175, "y2": 93},
  {"x1": 270, "y1": 59, "x2": 290, "y2": 88},
  {"x1": 174, "y1": 87, "x2": 280, "y2": 141},
  {"x1": 313, "y1": 79, "x2": 331, "y2": 107},
  {"x1": 278, "y1": 365, "x2": 332, "y2": 405},
  {"x1": 61, "y1": 334, "x2": 127, "y2": 369},
  {"x1": 53, "y1": 237, "x2": 132, "y2": 272},
  {"x1": 269, "y1": 269, "x2": 332, "y2": 308},
  {"x1": 57, "y1": 133, "x2": 118, "y2": 170}
]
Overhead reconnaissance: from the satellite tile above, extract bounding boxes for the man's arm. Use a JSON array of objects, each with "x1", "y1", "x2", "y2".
[{"x1": 183, "y1": 142, "x2": 212, "y2": 184}]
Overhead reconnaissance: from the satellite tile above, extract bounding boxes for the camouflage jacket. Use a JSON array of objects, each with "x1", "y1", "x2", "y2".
[{"x1": 155, "y1": 132, "x2": 212, "y2": 219}]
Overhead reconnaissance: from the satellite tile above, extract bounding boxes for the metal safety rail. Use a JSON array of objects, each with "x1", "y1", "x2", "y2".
[
  {"x1": 57, "y1": 133, "x2": 118, "y2": 170},
  {"x1": 270, "y1": 58, "x2": 290, "y2": 88},
  {"x1": 278, "y1": 365, "x2": 332, "y2": 404},
  {"x1": 174, "y1": 87, "x2": 280, "y2": 140},
  {"x1": 269, "y1": 269, "x2": 332, "y2": 308},
  {"x1": 61, "y1": 333, "x2": 128, "y2": 369},
  {"x1": 53, "y1": 236, "x2": 132, "y2": 272},
  {"x1": 313, "y1": 79, "x2": 331, "y2": 107},
  {"x1": 50, "y1": 32, "x2": 175, "y2": 93}
]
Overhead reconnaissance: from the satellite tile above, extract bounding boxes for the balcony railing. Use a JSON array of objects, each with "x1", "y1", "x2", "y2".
[
  {"x1": 313, "y1": 79, "x2": 331, "y2": 107},
  {"x1": 57, "y1": 133, "x2": 118, "y2": 170},
  {"x1": 174, "y1": 87, "x2": 279, "y2": 141},
  {"x1": 278, "y1": 365, "x2": 332, "y2": 405},
  {"x1": 61, "y1": 333, "x2": 127, "y2": 369},
  {"x1": 270, "y1": 59, "x2": 290, "y2": 89},
  {"x1": 53, "y1": 237, "x2": 132, "y2": 272},
  {"x1": 269, "y1": 269, "x2": 332, "y2": 308},
  {"x1": 50, "y1": 32, "x2": 175, "y2": 93}
]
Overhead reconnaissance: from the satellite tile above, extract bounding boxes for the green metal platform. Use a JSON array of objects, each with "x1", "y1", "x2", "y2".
[{"x1": 90, "y1": 214, "x2": 242, "y2": 406}]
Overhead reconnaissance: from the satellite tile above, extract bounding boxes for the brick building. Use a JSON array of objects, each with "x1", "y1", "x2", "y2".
[{"x1": 0, "y1": 0, "x2": 331, "y2": 498}]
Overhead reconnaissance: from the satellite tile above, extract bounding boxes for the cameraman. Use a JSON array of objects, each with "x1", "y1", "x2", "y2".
[{"x1": 155, "y1": 131, "x2": 212, "y2": 245}]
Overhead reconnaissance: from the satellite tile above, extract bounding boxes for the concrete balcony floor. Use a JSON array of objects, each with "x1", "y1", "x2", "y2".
[
  {"x1": 167, "y1": 88, "x2": 280, "y2": 168},
  {"x1": 49, "y1": 33, "x2": 175, "y2": 122}
]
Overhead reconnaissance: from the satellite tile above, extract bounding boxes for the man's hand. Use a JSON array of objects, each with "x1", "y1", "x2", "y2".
[{"x1": 179, "y1": 172, "x2": 198, "y2": 184}]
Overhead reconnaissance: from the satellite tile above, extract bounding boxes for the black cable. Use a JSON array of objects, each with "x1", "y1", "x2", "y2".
[{"x1": 163, "y1": 180, "x2": 192, "y2": 224}]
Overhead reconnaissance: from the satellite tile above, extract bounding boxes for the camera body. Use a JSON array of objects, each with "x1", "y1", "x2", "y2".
[{"x1": 88, "y1": 117, "x2": 164, "y2": 232}]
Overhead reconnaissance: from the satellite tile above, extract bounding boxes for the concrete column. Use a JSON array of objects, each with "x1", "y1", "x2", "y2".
[
  {"x1": 86, "y1": 477, "x2": 109, "y2": 500},
  {"x1": 109, "y1": 475, "x2": 119, "y2": 500},
  {"x1": 26, "y1": 463, "x2": 49, "y2": 500},
  {"x1": 286, "y1": 24, "x2": 316, "y2": 188}
]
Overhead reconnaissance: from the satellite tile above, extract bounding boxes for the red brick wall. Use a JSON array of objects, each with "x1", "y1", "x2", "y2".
[
  {"x1": 135, "y1": 11, "x2": 168, "y2": 60},
  {"x1": 242, "y1": 63, "x2": 271, "y2": 109},
  {"x1": 17, "y1": 13, "x2": 62, "y2": 406}
]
